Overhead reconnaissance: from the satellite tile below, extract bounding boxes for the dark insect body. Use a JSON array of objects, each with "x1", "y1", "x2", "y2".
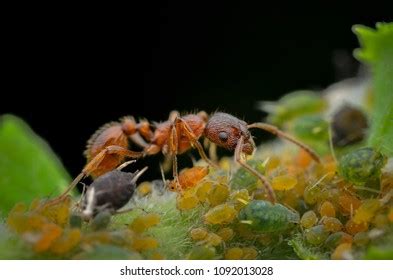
[{"x1": 81, "y1": 167, "x2": 147, "y2": 219}]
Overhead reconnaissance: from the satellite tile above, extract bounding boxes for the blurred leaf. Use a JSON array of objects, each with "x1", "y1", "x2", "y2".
[
  {"x1": 0, "y1": 115, "x2": 70, "y2": 214},
  {"x1": 353, "y1": 23, "x2": 393, "y2": 156}
]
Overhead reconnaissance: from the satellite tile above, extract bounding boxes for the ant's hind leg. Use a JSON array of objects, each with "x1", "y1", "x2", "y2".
[
  {"x1": 54, "y1": 146, "x2": 143, "y2": 203},
  {"x1": 248, "y1": 122, "x2": 321, "y2": 163},
  {"x1": 235, "y1": 136, "x2": 276, "y2": 203},
  {"x1": 169, "y1": 123, "x2": 181, "y2": 192}
]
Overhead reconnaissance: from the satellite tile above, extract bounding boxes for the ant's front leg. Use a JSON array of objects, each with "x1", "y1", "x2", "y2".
[
  {"x1": 234, "y1": 136, "x2": 276, "y2": 203},
  {"x1": 175, "y1": 117, "x2": 219, "y2": 168}
]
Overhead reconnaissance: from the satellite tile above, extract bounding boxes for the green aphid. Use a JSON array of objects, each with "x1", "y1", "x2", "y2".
[
  {"x1": 339, "y1": 147, "x2": 387, "y2": 185},
  {"x1": 91, "y1": 210, "x2": 112, "y2": 231},
  {"x1": 292, "y1": 115, "x2": 329, "y2": 142},
  {"x1": 259, "y1": 91, "x2": 327, "y2": 126},
  {"x1": 304, "y1": 225, "x2": 329, "y2": 245},
  {"x1": 238, "y1": 200, "x2": 299, "y2": 233},
  {"x1": 230, "y1": 160, "x2": 266, "y2": 191},
  {"x1": 69, "y1": 213, "x2": 82, "y2": 228}
]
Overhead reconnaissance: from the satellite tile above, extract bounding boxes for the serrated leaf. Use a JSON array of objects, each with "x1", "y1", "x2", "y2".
[
  {"x1": 0, "y1": 115, "x2": 70, "y2": 214},
  {"x1": 353, "y1": 23, "x2": 393, "y2": 156}
]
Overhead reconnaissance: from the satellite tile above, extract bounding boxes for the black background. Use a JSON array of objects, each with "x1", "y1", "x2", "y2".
[{"x1": 3, "y1": 2, "x2": 390, "y2": 179}]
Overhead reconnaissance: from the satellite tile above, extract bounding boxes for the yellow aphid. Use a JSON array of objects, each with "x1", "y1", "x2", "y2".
[
  {"x1": 33, "y1": 223, "x2": 63, "y2": 252},
  {"x1": 216, "y1": 227, "x2": 234, "y2": 241},
  {"x1": 230, "y1": 189, "x2": 250, "y2": 210},
  {"x1": 177, "y1": 191, "x2": 199, "y2": 210},
  {"x1": 150, "y1": 252, "x2": 165, "y2": 260},
  {"x1": 130, "y1": 213, "x2": 161, "y2": 233},
  {"x1": 242, "y1": 247, "x2": 258, "y2": 259},
  {"x1": 204, "y1": 204, "x2": 237, "y2": 225},
  {"x1": 39, "y1": 196, "x2": 71, "y2": 227},
  {"x1": 345, "y1": 219, "x2": 368, "y2": 235},
  {"x1": 219, "y1": 157, "x2": 232, "y2": 171},
  {"x1": 272, "y1": 175, "x2": 297, "y2": 191},
  {"x1": 265, "y1": 156, "x2": 281, "y2": 173},
  {"x1": 205, "y1": 233, "x2": 222, "y2": 246},
  {"x1": 190, "y1": 228, "x2": 208, "y2": 241},
  {"x1": 331, "y1": 243, "x2": 352, "y2": 260},
  {"x1": 50, "y1": 229, "x2": 81, "y2": 254},
  {"x1": 300, "y1": 210, "x2": 318, "y2": 229},
  {"x1": 224, "y1": 247, "x2": 243, "y2": 260},
  {"x1": 169, "y1": 166, "x2": 209, "y2": 191},
  {"x1": 319, "y1": 201, "x2": 336, "y2": 217},
  {"x1": 207, "y1": 184, "x2": 230, "y2": 206},
  {"x1": 353, "y1": 199, "x2": 381, "y2": 224},
  {"x1": 132, "y1": 237, "x2": 158, "y2": 251},
  {"x1": 388, "y1": 208, "x2": 393, "y2": 222},
  {"x1": 137, "y1": 182, "x2": 152, "y2": 196},
  {"x1": 323, "y1": 217, "x2": 343, "y2": 232},
  {"x1": 196, "y1": 182, "x2": 213, "y2": 202}
]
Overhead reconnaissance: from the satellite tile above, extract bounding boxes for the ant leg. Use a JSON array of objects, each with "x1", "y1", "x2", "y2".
[
  {"x1": 248, "y1": 122, "x2": 320, "y2": 163},
  {"x1": 55, "y1": 145, "x2": 143, "y2": 202},
  {"x1": 175, "y1": 118, "x2": 219, "y2": 168},
  {"x1": 129, "y1": 133, "x2": 149, "y2": 148},
  {"x1": 235, "y1": 136, "x2": 276, "y2": 203},
  {"x1": 169, "y1": 123, "x2": 181, "y2": 192}
]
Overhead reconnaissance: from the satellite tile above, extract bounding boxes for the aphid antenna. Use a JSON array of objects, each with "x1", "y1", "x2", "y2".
[
  {"x1": 159, "y1": 163, "x2": 169, "y2": 187},
  {"x1": 131, "y1": 166, "x2": 149, "y2": 185},
  {"x1": 328, "y1": 121, "x2": 338, "y2": 163},
  {"x1": 117, "y1": 160, "x2": 136, "y2": 171}
]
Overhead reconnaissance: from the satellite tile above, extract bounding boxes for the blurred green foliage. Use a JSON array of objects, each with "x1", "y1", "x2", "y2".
[
  {"x1": 0, "y1": 115, "x2": 70, "y2": 214},
  {"x1": 353, "y1": 23, "x2": 393, "y2": 156}
]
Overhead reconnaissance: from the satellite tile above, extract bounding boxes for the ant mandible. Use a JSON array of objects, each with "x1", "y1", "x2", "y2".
[{"x1": 58, "y1": 111, "x2": 320, "y2": 203}]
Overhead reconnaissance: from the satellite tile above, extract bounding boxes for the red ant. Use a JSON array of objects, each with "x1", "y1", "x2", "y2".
[{"x1": 58, "y1": 111, "x2": 320, "y2": 203}]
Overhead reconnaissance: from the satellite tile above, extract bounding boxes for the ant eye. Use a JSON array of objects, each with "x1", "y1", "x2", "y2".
[{"x1": 218, "y1": 132, "x2": 228, "y2": 142}]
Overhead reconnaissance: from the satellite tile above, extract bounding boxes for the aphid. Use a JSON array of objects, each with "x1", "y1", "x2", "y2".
[
  {"x1": 238, "y1": 200, "x2": 300, "y2": 233},
  {"x1": 300, "y1": 210, "x2": 318, "y2": 229},
  {"x1": 331, "y1": 105, "x2": 368, "y2": 147},
  {"x1": 204, "y1": 203, "x2": 237, "y2": 225},
  {"x1": 80, "y1": 166, "x2": 148, "y2": 220},
  {"x1": 58, "y1": 111, "x2": 320, "y2": 203},
  {"x1": 339, "y1": 147, "x2": 387, "y2": 186},
  {"x1": 304, "y1": 225, "x2": 329, "y2": 245},
  {"x1": 167, "y1": 166, "x2": 209, "y2": 192}
]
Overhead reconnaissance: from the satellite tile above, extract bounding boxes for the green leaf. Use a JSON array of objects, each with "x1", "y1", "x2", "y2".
[
  {"x1": 353, "y1": 23, "x2": 393, "y2": 156},
  {"x1": 0, "y1": 114, "x2": 70, "y2": 214}
]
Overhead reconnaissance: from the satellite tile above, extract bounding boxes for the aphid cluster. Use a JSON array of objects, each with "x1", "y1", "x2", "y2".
[{"x1": 5, "y1": 89, "x2": 392, "y2": 260}]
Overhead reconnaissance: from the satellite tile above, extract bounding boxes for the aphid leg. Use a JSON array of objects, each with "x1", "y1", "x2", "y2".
[
  {"x1": 248, "y1": 122, "x2": 321, "y2": 163},
  {"x1": 175, "y1": 117, "x2": 219, "y2": 168},
  {"x1": 235, "y1": 136, "x2": 276, "y2": 203}
]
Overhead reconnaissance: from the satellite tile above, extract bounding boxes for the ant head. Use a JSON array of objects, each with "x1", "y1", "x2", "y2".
[{"x1": 204, "y1": 112, "x2": 254, "y2": 155}]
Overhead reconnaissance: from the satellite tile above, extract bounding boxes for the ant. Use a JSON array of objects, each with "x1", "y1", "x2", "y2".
[{"x1": 58, "y1": 111, "x2": 320, "y2": 204}]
